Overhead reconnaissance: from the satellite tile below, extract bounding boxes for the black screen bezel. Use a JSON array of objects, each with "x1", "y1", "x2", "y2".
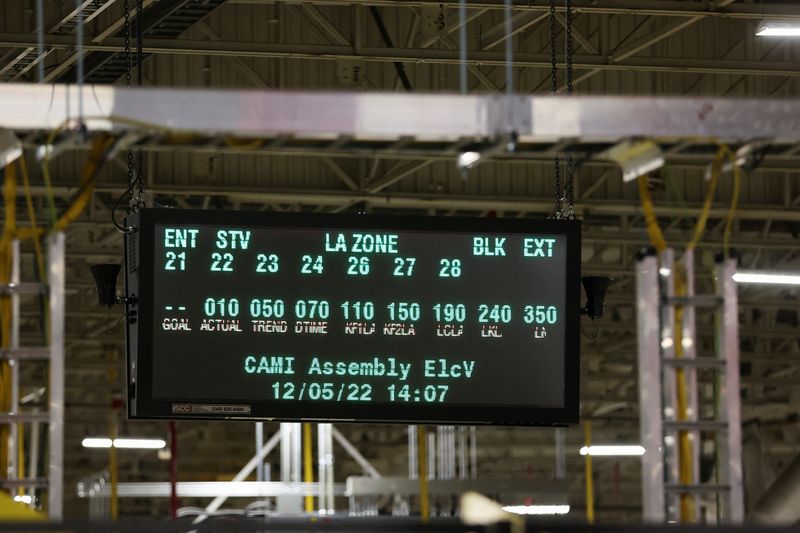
[{"x1": 127, "y1": 209, "x2": 581, "y2": 426}]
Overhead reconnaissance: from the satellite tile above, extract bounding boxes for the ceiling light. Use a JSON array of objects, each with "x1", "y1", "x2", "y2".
[
  {"x1": 733, "y1": 271, "x2": 800, "y2": 286},
  {"x1": 113, "y1": 438, "x2": 167, "y2": 449},
  {"x1": 502, "y1": 504, "x2": 570, "y2": 515},
  {"x1": 579, "y1": 445, "x2": 645, "y2": 456},
  {"x1": 81, "y1": 437, "x2": 112, "y2": 448},
  {"x1": 757, "y1": 22, "x2": 800, "y2": 37},
  {"x1": 82, "y1": 437, "x2": 166, "y2": 449},
  {"x1": 0, "y1": 130, "x2": 22, "y2": 167},
  {"x1": 457, "y1": 151, "x2": 481, "y2": 170}
]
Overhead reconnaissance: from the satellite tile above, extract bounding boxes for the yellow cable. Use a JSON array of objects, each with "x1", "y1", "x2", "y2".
[
  {"x1": 0, "y1": 163, "x2": 16, "y2": 483},
  {"x1": 584, "y1": 422, "x2": 595, "y2": 524},
  {"x1": 637, "y1": 175, "x2": 667, "y2": 253},
  {"x1": 720, "y1": 146, "x2": 741, "y2": 257},
  {"x1": 303, "y1": 423, "x2": 313, "y2": 513},
  {"x1": 17, "y1": 158, "x2": 45, "y2": 281}
]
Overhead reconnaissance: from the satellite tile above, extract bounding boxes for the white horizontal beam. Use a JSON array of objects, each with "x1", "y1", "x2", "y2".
[{"x1": 3, "y1": 84, "x2": 800, "y2": 144}]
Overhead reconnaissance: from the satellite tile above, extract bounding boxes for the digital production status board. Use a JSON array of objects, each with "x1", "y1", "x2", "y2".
[{"x1": 124, "y1": 209, "x2": 581, "y2": 426}]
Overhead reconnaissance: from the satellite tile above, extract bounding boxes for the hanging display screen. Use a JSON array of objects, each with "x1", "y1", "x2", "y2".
[{"x1": 125, "y1": 209, "x2": 581, "y2": 425}]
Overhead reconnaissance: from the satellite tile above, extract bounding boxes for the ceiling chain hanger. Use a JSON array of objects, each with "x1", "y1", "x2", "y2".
[
  {"x1": 550, "y1": 0, "x2": 563, "y2": 219},
  {"x1": 564, "y1": 0, "x2": 576, "y2": 220}
]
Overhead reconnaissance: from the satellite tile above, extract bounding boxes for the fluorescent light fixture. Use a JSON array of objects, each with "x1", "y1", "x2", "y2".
[
  {"x1": 579, "y1": 445, "x2": 645, "y2": 457},
  {"x1": 13, "y1": 494, "x2": 32, "y2": 504},
  {"x1": 733, "y1": 271, "x2": 800, "y2": 286},
  {"x1": 457, "y1": 151, "x2": 482, "y2": 170},
  {"x1": 757, "y1": 22, "x2": 800, "y2": 37},
  {"x1": 0, "y1": 130, "x2": 22, "y2": 167},
  {"x1": 113, "y1": 438, "x2": 167, "y2": 449},
  {"x1": 502, "y1": 504, "x2": 570, "y2": 515},
  {"x1": 82, "y1": 437, "x2": 166, "y2": 449},
  {"x1": 82, "y1": 437, "x2": 113, "y2": 448}
]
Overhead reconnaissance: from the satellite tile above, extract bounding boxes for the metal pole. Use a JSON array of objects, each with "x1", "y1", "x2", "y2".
[
  {"x1": 469, "y1": 426, "x2": 477, "y2": 478},
  {"x1": 718, "y1": 258, "x2": 744, "y2": 522},
  {"x1": 555, "y1": 427, "x2": 566, "y2": 480},
  {"x1": 457, "y1": 427, "x2": 467, "y2": 480},
  {"x1": 8, "y1": 240, "x2": 20, "y2": 484},
  {"x1": 47, "y1": 232, "x2": 65, "y2": 521},
  {"x1": 637, "y1": 252, "x2": 664, "y2": 522},
  {"x1": 408, "y1": 425, "x2": 418, "y2": 480},
  {"x1": 109, "y1": 416, "x2": 118, "y2": 520},
  {"x1": 255, "y1": 422, "x2": 264, "y2": 482},
  {"x1": 278, "y1": 422, "x2": 303, "y2": 514},
  {"x1": 418, "y1": 426, "x2": 429, "y2": 522},
  {"x1": 169, "y1": 421, "x2": 178, "y2": 519}
]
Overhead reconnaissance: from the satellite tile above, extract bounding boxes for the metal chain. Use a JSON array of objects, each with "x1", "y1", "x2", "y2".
[
  {"x1": 565, "y1": 0, "x2": 576, "y2": 219},
  {"x1": 123, "y1": 0, "x2": 137, "y2": 214},
  {"x1": 133, "y1": 0, "x2": 145, "y2": 211},
  {"x1": 549, "y1": 0, "x2": 562, "y2": 218}
]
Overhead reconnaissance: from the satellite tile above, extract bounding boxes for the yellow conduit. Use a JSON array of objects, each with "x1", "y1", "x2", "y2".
[
  {"x1": 584, "y1": 422, "x2": 595, "y2": 524},
  {"x1": 303, "y1": 423, "x2": 314, "y2": 513},
  {"x1": 0, "y1": 162, "x2": 18, "y2": 483},
  {"x1": 637, "y1": 145, "x2": 740, "y2": 523}
]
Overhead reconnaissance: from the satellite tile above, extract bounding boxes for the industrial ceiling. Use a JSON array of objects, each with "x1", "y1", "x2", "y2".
[{"x1": 1, "y1": 0, "x2": 799, "y2": 521}]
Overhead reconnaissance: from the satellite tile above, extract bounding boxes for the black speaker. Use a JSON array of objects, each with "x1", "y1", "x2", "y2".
[
  {"x1": 90, "y1": 264, "x2": 121, "y2": 308},
  {"x1": 582, "y1": 276, "x2": 612, "y2": 320}
]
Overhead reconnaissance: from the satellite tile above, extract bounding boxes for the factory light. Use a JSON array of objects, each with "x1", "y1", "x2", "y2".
[
  {"x1": 502, "y1": 504, "x2": 571, "y2": 515},
  {"x1": 757, "y1": 22, "x2": 800, "y2": 37},
  {"x1": 579, "y1": 445, "x2": 645, "y2": 457},
  {"x1": 733, "y1": 271, "x2": 800, "y2": 286},
  {"x1": 82, "y1": 437, "x2": 166, "y2": 449},
  {"x1": 457, "y1": 151, "x2": 481, "y2": 170},
  {"x1": 113, "y1": 438, "x2": 167, "y2": 449},
  {"x1": 13, "y1": 494, "x2": 32, "y2": 504},
  {"x1": 81, "y1": 437, "x2": 113, "y2": 448}
]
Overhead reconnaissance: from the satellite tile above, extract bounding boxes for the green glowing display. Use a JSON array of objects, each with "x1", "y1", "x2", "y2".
[
  {"x1": 347, "y1": 256, "x2": 370, "y2": 275},
  {"x1": 256, "y1": 253, "x2": 279, "y2": 273},
  {"x1": 340, "y1": 301, "x2": 375, "y2": 320},
  {"x1": 164, "y1": 251, "x2": 186, "y2": 271},
  {"x1": 392, "y1": 257, "x2": 416, "y2": 276},
  {"x1": 140, "y1": 211, "x2": 581, "y2": 426},
  {"x1": 210, "y1": 252, "x2": 234, "y2": 272},
  {"x1": 249, "y1": 298, "x2": 286, "y2": 318},
  {"x1": 204, "y1": 297, "x2": 240, "y2": 317},
  {"x1": 386, "y1": 302, "x2": 420, "y2": 321},
  {"x1": 301, "y1": 255, "x2": 324, "y2": 274},
  {"x1": 388, "y1": 384, "x2": 449, "y2": 402},
  {"x1": 272, "y1": 382, "x2": 373, "y2": 401},
  {"x1": 294, "y1": 299, "x2": 330, "y2": 319},
  {"x1": 523, "y1": 305, "x2": 558, "y2": 325},
  {"x1": 432, "y1": 303, "x2": 466, "y2": 322},
  {"x1": 438, "y1": 258, "x2": 462, "y2": 277},
  {"x1": 477, "y1": 304, "x2": 512, "y2": 323}
]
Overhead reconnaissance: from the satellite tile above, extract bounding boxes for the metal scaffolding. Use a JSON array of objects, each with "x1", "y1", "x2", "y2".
[
  {"x1": 636, "y1": 250, "x2": 743, "y2": 524},
  {"x1": 0, "y1": 233, "x2": 65, "y2": 520}
]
